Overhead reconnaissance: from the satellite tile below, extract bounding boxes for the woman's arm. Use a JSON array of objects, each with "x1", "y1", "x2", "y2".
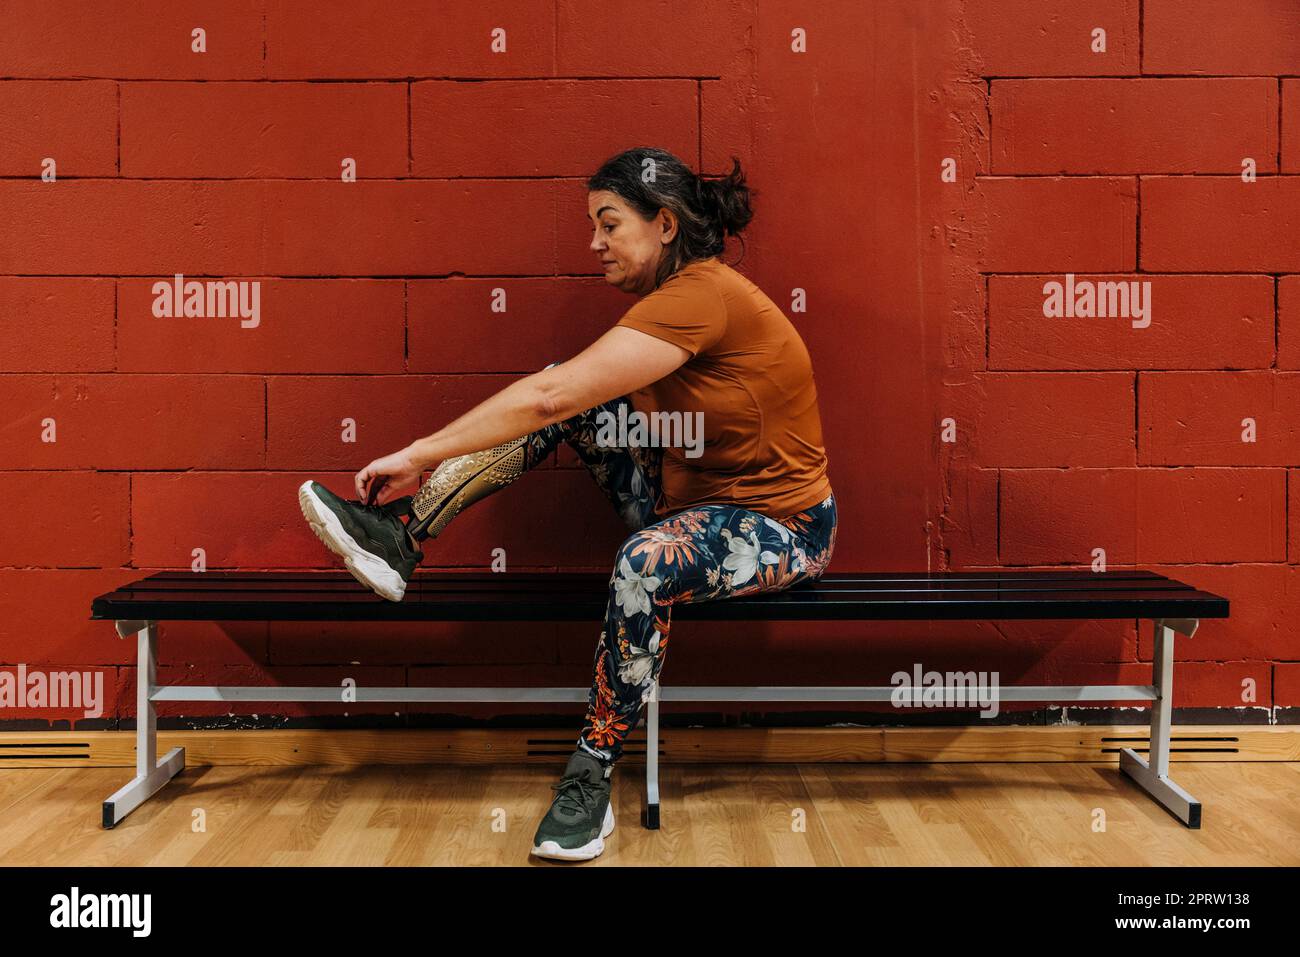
[{"x1": 355, "y1": 326, "x2": 691, "y2": 502}]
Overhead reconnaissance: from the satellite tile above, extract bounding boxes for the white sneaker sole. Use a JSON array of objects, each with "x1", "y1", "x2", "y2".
[
  {"x1": 298, "y1": 481, "x2": 407, "y2": 602},
  {"x1": 530, "y1": 802, "x2": 615, "y2": 862}
]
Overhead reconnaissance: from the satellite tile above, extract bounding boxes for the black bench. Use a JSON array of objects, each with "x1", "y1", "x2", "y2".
[{"x1": 90, "y1": 569, "x2": 1229, "y2": 830}]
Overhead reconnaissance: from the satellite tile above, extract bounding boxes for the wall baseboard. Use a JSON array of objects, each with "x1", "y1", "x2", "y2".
[{"x1": 1, "y1": 725, "x2": 1297, "y2": 768}]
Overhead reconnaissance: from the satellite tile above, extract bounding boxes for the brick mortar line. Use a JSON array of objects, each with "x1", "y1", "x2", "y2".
[
  {"x1": 974, "y1": 173, "x2": 1299, "y2": 178},
  {"x1": 126, "y1": 472, "x2": 134, "y2": 570},
  {"x1": 1, "y1": 466, "x2": 1287, "y2": 472},
  {"x1": 985, "y1": 78, "x2": 992, "y2": 166},
  {"x1": 110, "y1": 281, "x2": 118, "y2": 371},
  {"x1": 7, "y1": 174, "x2": 1290, "y2": 182},
  {"x1": 0, "y1": 174, "x2": 735, "y2": 181},
  {"x1": 0, "y1": 274, "x2": 645, "y2": 279},
  {"x1": 1, "y1": 74, "x2": 1290, "y2": 82},
  {"x1": 10, "y1": 272, "x2": 1292, "y2": 278},
  {"x1": 982, "y1": 273, "x2": 989, "y2": 367},
  {"x1": 995, "y1": 468, "x2": 1001, "y2": 563},
  {"x1": 3, "y1": 370, "x2": 1293, "y2": 375},
  {"x1": 0, "y1": 74, "x2": 726, "y2": 82},
  {"x1": 981, "y1": 73, "x2": 1300, "y2": 80},
  {"x1": 5, "y1": 559, "x2": 1287, "y2": 566},
  {"x1": 1135, "y1": 174, "x2": 1141, "y2": 271},
  {"x1": 1274, "y1": 275, "x2": 1281, "y2": 369},
  {"x1": 696, "y1": 78, "x2": 703, "y2": 169},
  {"x1": 1138, "y1": 0, "x2": 1145, "y2": 74},
  {"x1": 979, "y1": 271, "x2": 1298, "y2": 277}
]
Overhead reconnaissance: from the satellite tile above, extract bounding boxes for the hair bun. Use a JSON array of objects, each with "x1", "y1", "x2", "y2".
[
  {"x1": 700, "y1": 158, "x2": 753, "y2": 236},
  {"x1": 694, "y1": 177, "x2": 720, "y2": 221}
]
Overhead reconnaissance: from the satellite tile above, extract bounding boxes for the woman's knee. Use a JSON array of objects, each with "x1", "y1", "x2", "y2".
[{"x1": 610, "y1": 531, "x2": 675, "y2": 604}]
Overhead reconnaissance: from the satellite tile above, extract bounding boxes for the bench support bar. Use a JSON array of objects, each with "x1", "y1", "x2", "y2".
[
  {"x1": 104, "y1": 618, "x2": 1202, "y2": 831},
  {"x1": 1118, "y1": 620, "x2": 1202, "y2": 827},
  {"x1": 643, "y1": 681, "x2": 661, "y2": 829},
  {"x1": 102, "y1": 622, "x2": 186, "y2": 829}
]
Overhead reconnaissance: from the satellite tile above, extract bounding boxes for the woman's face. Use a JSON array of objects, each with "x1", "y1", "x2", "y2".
[{"x1": 587, "y1": 189, "x2": 677, "y2": 295}]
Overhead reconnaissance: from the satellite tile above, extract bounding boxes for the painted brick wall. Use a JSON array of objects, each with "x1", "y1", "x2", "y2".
[{"x1": 0, "y1": 0, "x2": 1295, "y2": 729}]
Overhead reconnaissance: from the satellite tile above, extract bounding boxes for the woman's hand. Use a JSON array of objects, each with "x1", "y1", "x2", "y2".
[{"x1": 354, "y1": 445, "x2": 428, "y2": 505}]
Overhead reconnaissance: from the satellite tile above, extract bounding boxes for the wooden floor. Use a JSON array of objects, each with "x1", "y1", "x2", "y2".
[{"x1": 3, "y1": 761, "x2": 1298, "y2": 866}]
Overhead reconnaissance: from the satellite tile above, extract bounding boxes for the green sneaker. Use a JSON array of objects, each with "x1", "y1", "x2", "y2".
[
  {"x1": 297, "y1": 480, "x2": 423, "y2": 602},
  {"x1": 531, "y1": 751, "x2": 615, "y2": 861}
]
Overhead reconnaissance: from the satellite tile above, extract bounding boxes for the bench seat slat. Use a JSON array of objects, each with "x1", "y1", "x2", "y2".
[
  {"x1": 134, "y1": 572, "x2": 1170, "y2": 579},
  {"x1": 90, "y1": 571, "x2": 1229, "y2": 623},
  {"x1": 130, "y1": 569, "x2": 1171, "y2": 584},
  {"x1": 102, "y1": 579, "x2": 1208, "y2": 596},
  {"x1": 97, "y1": 571, "x2": 1201, "y2": 594}
]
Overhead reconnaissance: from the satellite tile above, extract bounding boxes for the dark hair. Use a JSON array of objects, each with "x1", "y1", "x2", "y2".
[{"x1": 586, "y1": 147, "x2": 754, "y2": 288}]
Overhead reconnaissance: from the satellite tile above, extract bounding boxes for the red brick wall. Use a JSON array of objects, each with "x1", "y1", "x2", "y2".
[{"x1": 0, "y1": 0, "x2": 1294, "y2": 727}]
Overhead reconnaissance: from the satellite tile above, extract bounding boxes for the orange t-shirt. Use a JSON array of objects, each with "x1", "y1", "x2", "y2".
[{"x1": 613, "y1": 255, "x2": 833, "y2": 522}]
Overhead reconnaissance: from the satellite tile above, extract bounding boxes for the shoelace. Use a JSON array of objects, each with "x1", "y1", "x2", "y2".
[
  {"x1": 352, "y1": 495, "x2": 413, "y2": 520},
  {"x1": 346, "y1": 496, "x2": 418, "y2": 553},
  {"x1": 550, "y1": 774, "x2": 602, "y2": 817}
]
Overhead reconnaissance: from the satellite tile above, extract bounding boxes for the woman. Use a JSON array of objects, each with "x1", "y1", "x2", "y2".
[{"x1": 297, "y1": 146, "x2": 838, "y2": 862}]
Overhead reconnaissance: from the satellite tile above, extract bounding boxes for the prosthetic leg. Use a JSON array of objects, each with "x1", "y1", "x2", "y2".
[{"x1": 405, "y1": 433, "x2": 533, "y2": 541}]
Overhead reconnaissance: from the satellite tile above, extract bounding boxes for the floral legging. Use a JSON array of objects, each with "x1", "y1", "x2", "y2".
[{"x1": 517, "y1": 363, "x2": 839, "y2": 766}]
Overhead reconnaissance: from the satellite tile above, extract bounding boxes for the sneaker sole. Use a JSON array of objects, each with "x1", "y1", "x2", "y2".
[
  {"x1": 530, "y1": 802, "x2": 615, "y2": 862},
  {"x1": 298, "y1": 481, "x2": 407, "y2": 602}
]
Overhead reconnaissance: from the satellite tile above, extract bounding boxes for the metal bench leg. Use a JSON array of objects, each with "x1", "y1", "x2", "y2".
[
  {"x1": 1119, "y1": 619, "x2": 1202, "y2": 828},
  {"x1": 641, "y1": 680, "x2": 660, "y2": 829},
  {"x1": 102, "y1": 620, "x2": 185, "y2": 828}
]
